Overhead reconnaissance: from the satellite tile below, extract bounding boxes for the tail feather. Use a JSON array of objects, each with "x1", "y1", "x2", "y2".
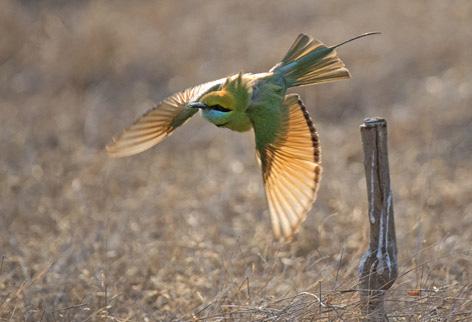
[
  {"x1": 271, "y1": 33, "x2": 350, "y2": 87},
  {"x1": 281, "y1": 34, "x2": 319, "y2": 64}
]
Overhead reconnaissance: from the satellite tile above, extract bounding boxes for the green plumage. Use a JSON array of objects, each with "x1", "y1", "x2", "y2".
[{"x1": 246, "y1": 75, "x2": 287, "y2": 152}]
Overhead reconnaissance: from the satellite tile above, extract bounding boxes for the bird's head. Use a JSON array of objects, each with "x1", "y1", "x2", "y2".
[
  {"x1": 188, "y1": 74, "x2": 252, "y2": 131},
  {"x1": 189, "y1": 90, "x2": 235, "y2": 127}
]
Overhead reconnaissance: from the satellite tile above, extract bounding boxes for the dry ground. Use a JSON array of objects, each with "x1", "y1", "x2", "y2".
[{"x1": 1, "y1": 1, "x2": 471, "y2": 321}]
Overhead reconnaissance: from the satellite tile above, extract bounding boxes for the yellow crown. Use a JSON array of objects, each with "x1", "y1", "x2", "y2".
[{"x1": 200, "y1": 89, "x2": 235, "y2": 110}]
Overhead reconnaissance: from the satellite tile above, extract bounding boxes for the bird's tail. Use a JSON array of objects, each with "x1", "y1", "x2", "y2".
[{"x1": 270, "y1": 32, "x2": 380, "y2": 88}]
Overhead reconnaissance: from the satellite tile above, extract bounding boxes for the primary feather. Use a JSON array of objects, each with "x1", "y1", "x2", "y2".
[
  {"x1": 106, "y1": 79, "x2": 224, "y2": 157},
  {"x1": 252, "y1": 94, "x2": 321, "y2": 240}
]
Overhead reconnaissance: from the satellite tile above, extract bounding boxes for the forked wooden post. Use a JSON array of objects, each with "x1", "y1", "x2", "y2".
[{"x1": 358, "y1": 118, "x2": 398, "y2": 321}]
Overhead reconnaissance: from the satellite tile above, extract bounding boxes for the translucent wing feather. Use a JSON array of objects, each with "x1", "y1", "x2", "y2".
[
  {"x1": 106, "y1": 79, "x2": 224, "y2": 158},
  {"x1": 256, "y1": 94, "x2": 322, "y2": 240}
]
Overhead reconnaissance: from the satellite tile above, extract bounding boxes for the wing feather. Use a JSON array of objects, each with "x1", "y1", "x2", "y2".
[
  {"x1": 255, "y1": 94, "x2": 322, "y2": 240},
  {"x1": 106, "y1": 79, "x2": 224, "y2": 158}
]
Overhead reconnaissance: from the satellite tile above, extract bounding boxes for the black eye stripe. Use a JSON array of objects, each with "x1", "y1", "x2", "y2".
[{"x1": 211, "y1": 104, "x2": 231, "y2": 112}]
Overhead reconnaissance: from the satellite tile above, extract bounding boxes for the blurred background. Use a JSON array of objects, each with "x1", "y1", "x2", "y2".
[{"x1": 1, "y1": 0, "x2": 471, "y2": 320}]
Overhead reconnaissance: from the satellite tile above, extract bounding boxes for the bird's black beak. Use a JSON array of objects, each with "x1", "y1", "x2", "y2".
[{"x1": 188, "y1": 102, "x2": 208, "y2": 110}]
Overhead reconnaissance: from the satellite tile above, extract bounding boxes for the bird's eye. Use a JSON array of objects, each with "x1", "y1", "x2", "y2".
[{"x1": 211, "y1": 104, "x2": 231, "y2": 112}]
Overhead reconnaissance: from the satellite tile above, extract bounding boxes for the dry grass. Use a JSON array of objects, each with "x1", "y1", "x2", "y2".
[{"x1": 1, "y1": 0, "x2": 471, "y2": 321}]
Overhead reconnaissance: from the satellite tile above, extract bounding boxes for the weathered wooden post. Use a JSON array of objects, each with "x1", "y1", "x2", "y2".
[{"x1": 358, "y1": 118, "x2": 398, "y2": 320}]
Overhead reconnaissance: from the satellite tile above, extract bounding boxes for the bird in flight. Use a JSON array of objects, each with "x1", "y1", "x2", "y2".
[{"x1": 107, "y1": 32, "x2": 379, "y2": 241}]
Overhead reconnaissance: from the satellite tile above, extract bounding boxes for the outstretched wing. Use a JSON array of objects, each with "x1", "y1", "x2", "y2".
[
  {"x1": 253, "y1": 94, "x2": 322, "y2": 240},
  {"x1": 106, "y1": 79, "x2": 224, "y2": 158}
]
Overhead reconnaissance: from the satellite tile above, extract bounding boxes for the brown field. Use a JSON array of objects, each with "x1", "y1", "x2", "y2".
[{"x1": 1, "y1": 1, "x2": 471, "y2": 321}]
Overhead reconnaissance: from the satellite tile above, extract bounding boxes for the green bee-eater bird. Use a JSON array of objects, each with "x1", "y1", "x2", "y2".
[{"x1": 107, "y1": 32, "x2": 379, "y2": 240}]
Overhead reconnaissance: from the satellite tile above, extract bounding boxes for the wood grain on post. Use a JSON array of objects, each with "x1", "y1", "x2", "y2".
[{"x1": 358, "y1": 118, "x2": 398, "y2": 321}]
